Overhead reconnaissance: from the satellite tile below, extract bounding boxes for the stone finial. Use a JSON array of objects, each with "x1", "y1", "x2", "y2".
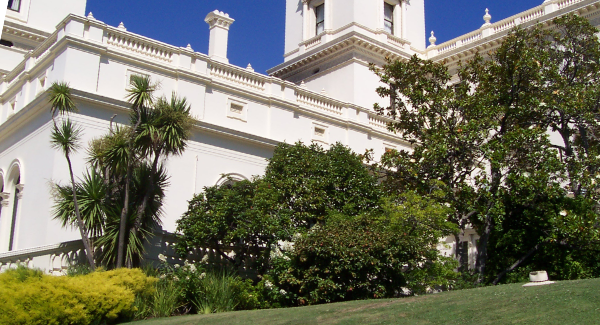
[
  {"x1": 246, "y1": 63, "x2": 254, "y2": 72},
  {"x1": 428, "y1": 31, "x2": 437, "y2": 46},
  {"x1": 321, "y1": 88, "x2": 327, "y2": 95},
  {"x1": 482, "y1": 8, "x2": 492, "y2": 27},
  {"x1": 300, "y1": 81, "x2": 307, "y2": 88},
  {"x1": 118, "y1": 22, "x2": 127, "y2": 31},
  {"x1": 87, "y1": 12, "x2": 95, "y2": 20},
  {"x1": 186, "y1": 44, "x2": 193, "y2": 51}
]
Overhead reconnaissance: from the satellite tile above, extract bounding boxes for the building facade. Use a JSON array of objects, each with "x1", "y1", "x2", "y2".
[{"x1": 0, "y1": 0, "x2": 599, "y2": 272}]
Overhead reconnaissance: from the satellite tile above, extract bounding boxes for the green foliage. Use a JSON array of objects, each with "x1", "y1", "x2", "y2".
[
  {"x1": 370, "y1": 14, "x2": 600, "y2": 283},
  {"x1": 177, "y1": 178, "x2": 285, "y2": 271},
  {"x1": 51, "y1": 75, "x2": 192, "y2": 268},
  {"x1": 50, "y1": 119, "x2": 83, "y2": 157},
  {"x1": 48, "y1": 81, "x2": 77, "y2": 118},
  {"x1": 264, "y1": 142, "x2": 382, "y2": 226},
  {"x1": 271, "y1": 193, "x2": 458, "y2": 305},
  {"x1": 177, "y1": 142, "x2": 383, "y2": 275},
  {"x1": 0, "y1": 267, "x2": 156, "y2": 325},
  {"x1": 192, "y1": 271, "x2": 240, "y2": 314},
  {"x1": 134, "y1": 279, "x2": 183, "y2": 319}
]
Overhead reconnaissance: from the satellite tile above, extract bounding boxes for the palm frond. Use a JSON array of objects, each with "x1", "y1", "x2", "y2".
[
  {"x1": 126, "y1": 75, "x2": 156, "y2": 110},
  {"x1": 49, "y1": 82, "x2": 77, "y2": 116},
  {"x1": 50, "y1": 119, "x2": 83, "y2": 156}
]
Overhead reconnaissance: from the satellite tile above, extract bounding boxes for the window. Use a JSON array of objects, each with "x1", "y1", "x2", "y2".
[
  {"x1": 384, "y1": 3, "x2": 394, "y2": 34},
  {"x1": 227, "y1": 98, "x2": 247, "y2": 122},
  {"x1": 315, "y1": 4, "x2": 325, "y2": 35},
  {"x1": 8, "y1": 176, "x2": 20, "y2": 251},
  {"x1": 312, "y1": 122, "x2": 329, "y2": 143},
  {"x1": 7, "y1": 0, "x2": 21, "y2": 12}
]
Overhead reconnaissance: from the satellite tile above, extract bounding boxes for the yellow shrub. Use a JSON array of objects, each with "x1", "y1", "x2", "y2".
[{"x1": 0, "y1": 267, "x2": 157, "y2": 325}]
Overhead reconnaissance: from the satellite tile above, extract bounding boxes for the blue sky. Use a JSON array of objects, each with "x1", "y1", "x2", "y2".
[{"x1": 83, "y1": 0, "x2": 545, "y2": 74}]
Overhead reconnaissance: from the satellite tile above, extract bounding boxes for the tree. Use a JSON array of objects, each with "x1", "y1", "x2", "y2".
[
  {"x1": 176, "y1": 142, "x2": 383, "y2": 274},
  {"x1": 52, "y1": 76, "x2": 192, "y2": 268},
  {"x1": 370, "y1": 15, "x2": 600, "y2": 284},
  {"x1": 116, "y1": 75, "x2": 156, "y2": 268},
  {"x1": 48, "y1": 83, "x2": 95, "y2": 270},
  {"x1": 263, "y1": 142, "x2": 382, "y2": 227}
]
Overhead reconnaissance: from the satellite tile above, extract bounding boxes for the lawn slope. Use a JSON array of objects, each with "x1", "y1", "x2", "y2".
[{"x1": 131, "y1": 278, "x2": 600, "y2": 325}]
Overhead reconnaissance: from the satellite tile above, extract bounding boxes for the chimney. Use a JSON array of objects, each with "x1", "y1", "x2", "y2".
[{"x1": 205, "y1": 10, "x2": 235, "y2": 63}]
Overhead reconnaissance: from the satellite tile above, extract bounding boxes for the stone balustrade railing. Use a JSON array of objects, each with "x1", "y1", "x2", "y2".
[
  {"x1": 428, "y1": 0, "x2": 596, "y2": 59},
  {"x1": 304, "y1": 34, "x2": 323, "y2": 49},
  {"x1": 105, "y1": 28, "x2": 174, "y2": 63},
  {"x1": 296, "y1": 88, "x2": 344, "y2": 116},
  {"x1": 0, "y1": 239, "x2": 85, "y2": 274},
  {"x1": 209, "y1": 61, "x2": 267, "y2": 91},
  {"x1": 368, "y1": 113, "x2": 394, "y2": 132}
]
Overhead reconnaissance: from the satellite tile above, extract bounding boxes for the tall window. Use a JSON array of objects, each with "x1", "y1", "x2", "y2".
[
  {"x1": 8, "y1": 176, "x2": 20, "y2": 251},
  {"x1": 315, "y1": 4, "x2": 325, "y2": 35},
  {"x1": 7, "y1": 0, "x2": 21, "y2": 12},
  {"x1": 384, "y1": 3, "x2": 394, "y2": 35}
]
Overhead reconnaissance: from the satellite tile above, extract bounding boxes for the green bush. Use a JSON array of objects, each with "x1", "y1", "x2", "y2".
[
  {"x1": 0, "y1": 266, "x2": 156, "y2": 325},
  {"x1": 134, "y1": 279, "x2": 182, "y2": 319},
  {"x1": 271, "y1": 193, "x2": 459, "y2": 305}
]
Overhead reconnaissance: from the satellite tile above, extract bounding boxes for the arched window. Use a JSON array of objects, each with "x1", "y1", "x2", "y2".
[
  {"x1": 3, "y1": 162, "x2": 22, "y2": 252},
  {"x1": 216, "y1": 173, "x2": 248, "y2": 189},
  {"x1": 8, "y1": 176, "x2": 20, "y2": 251}
]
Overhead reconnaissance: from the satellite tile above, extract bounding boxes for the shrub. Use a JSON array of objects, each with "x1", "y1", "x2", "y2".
[
  {"x1": 134, "y1": 279, "x2": 183, "y2": 319},
  {"x1": 0, "y1": 266, "x2": 156, "y2": 325},
  {"x1": 271, "y1": 193, "x2": 459, "y2": 305}
]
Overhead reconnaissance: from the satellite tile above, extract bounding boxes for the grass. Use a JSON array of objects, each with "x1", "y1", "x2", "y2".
[{"x1": 130, "y1": 278, "x2": 600, "y2": 325}]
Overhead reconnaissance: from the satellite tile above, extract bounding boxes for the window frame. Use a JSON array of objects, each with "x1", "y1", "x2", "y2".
[
  {"x1": 7, "y1": 0, "x2": 21, "y2": 12},
  {"x1": 384, "y1": 2, "x2": 394, "y2": 35},
  {"x1": 315, "y1": 3, "x2": 325, "y2": 36}
]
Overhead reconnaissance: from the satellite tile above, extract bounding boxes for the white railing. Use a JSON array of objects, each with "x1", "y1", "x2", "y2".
[
  {"x1": 0, "y1": 239, "x2": 85, "y2": 274},
  {"x1": 558, "y1": 0, "x2": 585, "y2": 9},
  {"x1": 387, "y1": 34, "x2": 408, "y2": 48},
  {"x1": 304, "y1": 35, "x2": 322, "y2": 49},
  {"x1": 430, "y1": 0, "x2": 595, "y2": 58},
  {"x1": 519, "y1": 7, "x2": 546, "y2": 24},
  {"x1": 105, "y1": 29, "x2": 174, "y2": 63},
  {"x1": 296, "y1": 90, "x2": 343, "y2": 115},
  {"x1": 368, "y1": 113, "x2": 391, "y2": 131},
  {"x1": 210, "y1": 62, "x2": 267, "y2": 91}
]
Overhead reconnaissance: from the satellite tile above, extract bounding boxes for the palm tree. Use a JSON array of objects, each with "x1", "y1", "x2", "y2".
[
  {"x1": 128, "y1": 93, "x2": 193, "y2": 261},
  {"x1": 116, "y1": 75, "x2": 156, "y2": 268},
  {"x1": 50, "y1": 119, "x2": 96, "y2": 270},
  {"x1": 49, "y1": 82, "x2": 76, "y2": 126},
  {"x1": 53, "y1": 163, "x2": 168, "y2": 267}
]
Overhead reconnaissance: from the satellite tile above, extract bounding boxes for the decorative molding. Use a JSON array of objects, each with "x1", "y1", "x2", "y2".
[
  {"x1": 0, "y1": 192, "x2": 10, "y2": 207},
  {"x1": 204, "y1": 10, "x2": 235, "y2": 30}
]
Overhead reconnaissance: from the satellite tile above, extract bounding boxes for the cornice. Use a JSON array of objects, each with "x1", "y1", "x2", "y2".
[{"x1": 268, "y1": 32, "x2": 413, "y2": 80}]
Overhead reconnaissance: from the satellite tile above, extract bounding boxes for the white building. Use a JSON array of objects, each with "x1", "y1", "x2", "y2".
[{"x1": 0, "y1": 0, "x2": 599, "y2": 272}]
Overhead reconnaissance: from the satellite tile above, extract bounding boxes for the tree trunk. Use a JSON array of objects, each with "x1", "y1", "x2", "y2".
[
  {"x1": 475, "y1": 212, "x2": 493, "y2": 283},
  {"x1": 130, "y1": 151, "x2": 161, "y2": 240},
  {"x1": 492, "y1": 241, "x2": 544, "y2": 285},
  {"x1": 116, "y1": 160, "x2": 132, "y2": 268},
  {"x1": 66, "y1": 155, "x2": 96, "y2": 270},
  {"x1": 117, "y1": 112, "x2": 142, "y2": 268}
]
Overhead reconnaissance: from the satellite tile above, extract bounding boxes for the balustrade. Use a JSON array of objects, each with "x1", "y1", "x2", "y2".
[{"x1": 296, "y1": 90, "x2": 343, "y2": 115}]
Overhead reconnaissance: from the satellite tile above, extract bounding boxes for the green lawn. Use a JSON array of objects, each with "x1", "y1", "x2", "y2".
[{"x1": 131, "y1": 278, "x2": 600, "y2": 325}]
